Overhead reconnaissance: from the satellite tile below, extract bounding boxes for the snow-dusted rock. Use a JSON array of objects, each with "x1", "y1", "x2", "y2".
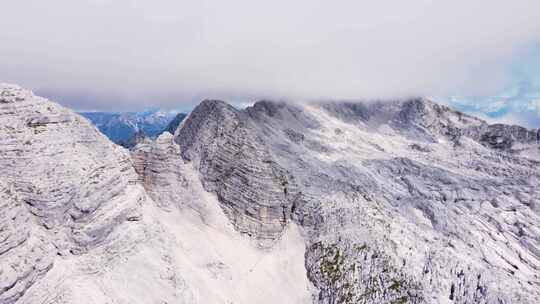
[
  {"x1": 0, "y1": 84, "x2": 145, "y2": 303},
  {"x1": 0, "y1": 181, "x2": 54, "y2": 303},
  {"x1": 175, "y1": 100, "x2": 300, "y2": 246},
  {"x1": 172, "y1": 97, "x2": 540, "y2": 303},
  {"x1": 2, "y1": 83, "x2": 540, "y2": 304},
  {"x1": 131, "y1": 132, "x2": 189, "y2": 210},
  {"x1": 0, "y1": 85, "x2": 313, "y2": 304}
]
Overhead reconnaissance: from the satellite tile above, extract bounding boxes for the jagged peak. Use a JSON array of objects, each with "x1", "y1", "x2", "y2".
[
  {"x1": 318, "y1": 97, "x2": 484, "y2": 130},
  {"x1": 197, "y1": 99, "x2": 235, "y2": 111},
  {"x1": 180, "y1": 99, "x2": 239, "y2": 128},
  {"x1": 0, "y1": 83, "x2": 37, "y2": 103},
  {"x1": 174, "y1": 99, "x2": 242, "y2": 162}
]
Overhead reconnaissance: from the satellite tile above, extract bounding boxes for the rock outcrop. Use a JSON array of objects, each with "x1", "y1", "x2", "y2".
[
  {"x1": 131, "y1": 132, "x2": 188, "y2": 209},
  {"x1": 174, "y1": 100, "x2": 300, "y2": 246},
  {"x1": 0, "y1": 84, "x2": 145, "y2": 303}
]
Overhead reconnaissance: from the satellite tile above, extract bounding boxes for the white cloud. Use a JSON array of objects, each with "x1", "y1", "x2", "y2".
[{"x1": 1, "y1": 0, "x2": 540, "y2": 110}]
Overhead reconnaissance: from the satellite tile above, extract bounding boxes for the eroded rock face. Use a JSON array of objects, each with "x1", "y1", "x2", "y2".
[
  {"x1": 2, "y1": 84, "x2": 540, "y2": 304},
  {"x1": 477, "y1": 124, "x2": 539, "y2": 150},
  {"x1": 0, "y1": 84, "x2": 144, "y2": 303},
  {"x1": 0, "y1": 181, "x2": 55, "y2": 304},
  {"x1": 1, "y1": 85, "x2": 314, "y2": 304},
  {"x1": 175, "y1": 100, "x2": 300, "y2": 245},
  {"x1": 131, "y1": 132, "x2": 189, "y2": 210},
  {"x1": 170, "y1": 97, "x2": 540, "y2": 303}
]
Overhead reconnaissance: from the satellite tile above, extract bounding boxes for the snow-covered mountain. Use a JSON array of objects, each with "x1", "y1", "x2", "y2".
[
  {"x1": 1, "y1": 84, "x2": 540, "y2": 304},
  {"x1": 79, "y1": 109, "x2": 184, "y2": 147}
]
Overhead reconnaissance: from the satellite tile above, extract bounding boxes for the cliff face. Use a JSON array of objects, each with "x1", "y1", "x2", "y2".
[
  {"x1": 174, "y1": 100, "x2": 300, "y2": 246},
  {"x1": 131, "y1": 131, "x2": 189, "y2": 210},
  {"x1": 171, "y1": 97, "x2": 540, "y2": 303},
  {"x1": 0, "y1": 84, "x2": 146, "y2": 303}
]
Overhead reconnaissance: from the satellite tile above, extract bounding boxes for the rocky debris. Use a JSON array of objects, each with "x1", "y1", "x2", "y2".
[
  {"x1": 306, "y1": 240, "x2": 424, "y2": 304},
  {"x1": 283, "y1": 128, "x2": 305, "y2": 144}
]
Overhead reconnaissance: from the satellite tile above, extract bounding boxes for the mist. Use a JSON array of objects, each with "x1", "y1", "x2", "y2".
[{"x1": 1, "y1": 0, "x2": 540, "y2": 111}]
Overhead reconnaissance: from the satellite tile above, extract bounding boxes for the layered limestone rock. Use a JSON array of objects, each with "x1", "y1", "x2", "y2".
[
  {"x1": 1, "y1": 85, "x2": 313, "y2": 304},
  {"x1": 0, "y1": 84, "x2": 145, "y2": 303},
  {"x1": 175, "y1": 100, "x2": 300, "y2": 245},
  {"x1": 171, "y1": 97, "x2": 540, "y2": 303},
  {"x1": 131, "y1": 132, "x2": 189, "y2": 209},
  {"x1": 0, "y1": 181, "x2": 55, "y2": 303},
  {"x1": 2, "y1": 83, "x2": 540, "y2": 304}
]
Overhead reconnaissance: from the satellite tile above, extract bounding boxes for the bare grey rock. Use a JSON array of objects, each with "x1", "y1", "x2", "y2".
[
  {"x1": 171, "y1": 97, "x2": 540, "y2": 303},
  {"x1": 1, "y1": 85, "x2": 312, "y2": 304},
  {"x1": 2, "y1": 83, "x2": 540, "y2": 304},
  {"x1": 175, "y1": 100, "x2": 300, "y2": 245},
  {"x1": 0, "y1": 84, "x2": 145, "y2": 303},
  {"x1": 131, "y1": 132, "x2": 189, "y2": 210},
  {"x1": 0, "y1": 181, "x2": 55, "y2": 304}
]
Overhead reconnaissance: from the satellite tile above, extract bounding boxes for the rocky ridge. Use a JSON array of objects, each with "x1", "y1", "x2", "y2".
[
  {"x1": 174, "y1": 100, "x2": 300, "y2": 246},
  {"x1": 0, "y1": 84, "x2": 146, "y2": 303},
  {"x1": 171, "y1": 97, "x2": 540, "y2": 303},
  {"x1": 0, "y1": 85, "x2": 312, "y2": 304}
]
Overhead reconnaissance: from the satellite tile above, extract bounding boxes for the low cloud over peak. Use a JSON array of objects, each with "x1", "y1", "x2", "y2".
[{"x1": 2, "y1": 1, "x2": 540, "y2": 111}]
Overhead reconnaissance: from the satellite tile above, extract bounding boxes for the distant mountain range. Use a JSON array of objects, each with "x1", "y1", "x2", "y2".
[{"x1": 79, "y1": 110, "x2": 186, "y2": 147}]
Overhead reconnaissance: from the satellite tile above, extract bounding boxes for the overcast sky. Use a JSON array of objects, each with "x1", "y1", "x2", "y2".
[{"x1": 1, "y1": 0, "x2": 540, "y2": 125}]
